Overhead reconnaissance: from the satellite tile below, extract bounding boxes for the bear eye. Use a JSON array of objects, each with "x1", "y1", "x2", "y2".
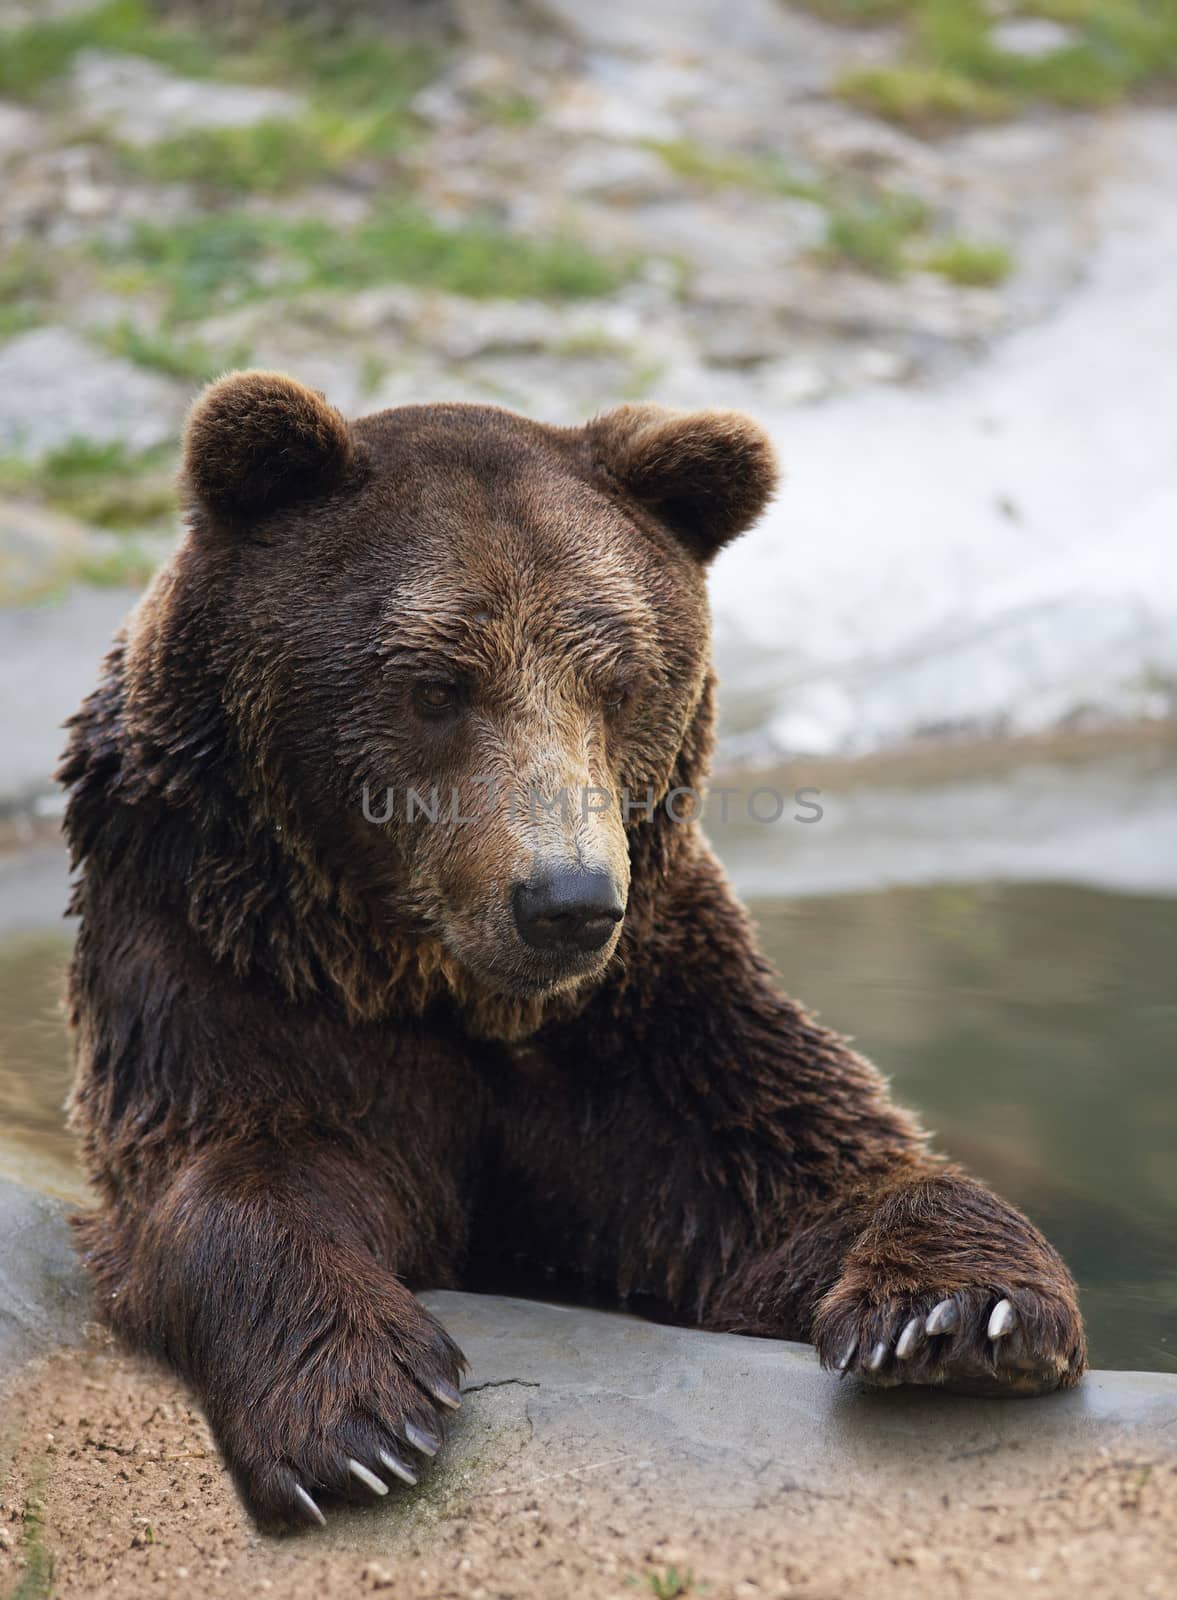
[
  {"x1": 413, "y1": 680, "x2": 462, "y2": 718},
  {"x1": 603, "y1": 683, "x2": 633, "y2": 714}
]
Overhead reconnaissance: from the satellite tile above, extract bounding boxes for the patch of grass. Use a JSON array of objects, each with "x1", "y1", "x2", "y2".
[
  {"x1": 250, "y1": 32, "x2": 437, "y2": 158},
  {"x1": 100, "y1": 319, "x2": 248, "y2": 383},
  {"x1": 0, "y1": 0, "x2": 216, "y2": 99},
  {"x1": 796, "y1": 0, "x2": 911, "y2": 19},
  {"x1": 476, "y1": 89, "x2": 542, "y2": 126},
  {"x1": 620, "y1": 357, "x2": 667, "y2": 399},
  {"x1": 124, "y1": 117, "x2": 334, "y2": 194},
  {"x1": 0, "y1": 245, "x2": 56, "y2": 339},
  {"x1": 649, "y1": 138, "x2": 822, "y2": 201},
  {"x1": 832, "y1": 0, "x2": 1177, "y2": 127},
  {"x1": 551, "y1": 327, "x2": 629, "y2": 358},
  {"x1": 922, "y1": 237, "x2": 1013, "y2": 286},
  {"x1": 96, "y1": 213, "x2": 281, "y2": 322},
  {"x1": 821, "y1": 191, "x2": 931, "y2": 277},
  {"x1": 103, "y1": 205, "x2": 628, "y2": 322},
  {"x1": 292, "y1": 206, "x2": 630, "y2": 300},
  {"x1": 0, "y1": 1, "x2": 437, "y2": 174},
  {"x1": 73, "y1": 539, "x2": 161, "y2": 588},
  {"x1": 835, "y1": 61, "x2": 1012, "y2": 126},
  {"x1": 11, "y1": 1469, "x2": 52, "y2": 1600},
  {"x1": 286, "y1": 35, "x2": 436, "y2": 151},
  {"x1": 0, "y1": 439, "x2": 177, "y2": 529},
  {"x1": 645, "y1": 1569, "x2": 698, "y2": 1599},
  {"x1": 358, "y1": 350, "x2": 390, "y2": 397}
]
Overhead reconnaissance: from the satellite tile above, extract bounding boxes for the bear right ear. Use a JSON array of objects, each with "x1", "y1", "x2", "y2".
[
  {"x1": 587, "y1": 402, "x2": 778, "y2": 562},
  {"x1": 181, "y1": 370, "x2": 357, "y2": 524}
]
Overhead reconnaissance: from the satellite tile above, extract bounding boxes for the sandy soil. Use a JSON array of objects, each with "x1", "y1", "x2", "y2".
[{"x1": 2, "y1": 1333, "x2": 1174, "y2": 1600}]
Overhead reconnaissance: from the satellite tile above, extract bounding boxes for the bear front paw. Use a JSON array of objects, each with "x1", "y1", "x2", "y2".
[
  {"x1": 813, "y1": 1282, "x2": 1085, "y2": 1397},
  {"x1": 208, "y1": 1294, "x2": 466, "y2": 1532}
]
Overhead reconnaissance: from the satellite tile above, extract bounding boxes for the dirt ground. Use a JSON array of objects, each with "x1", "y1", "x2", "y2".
[{"x1": 2, "y1": 1331, "x2": 1174, "y2": 1600}]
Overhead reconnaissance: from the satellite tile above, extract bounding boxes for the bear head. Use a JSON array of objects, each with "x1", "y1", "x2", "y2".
[{"x1": 122, "y1": 372, "x2": 777, "y2": 1020}]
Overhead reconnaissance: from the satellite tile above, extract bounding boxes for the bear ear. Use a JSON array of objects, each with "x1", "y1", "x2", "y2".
[
  {"x1": 181, "y1": 370, "x2": 357, "y2": 524},
  {"x1": 588, "y1": 403, "x2": 778, "y2": 561}
]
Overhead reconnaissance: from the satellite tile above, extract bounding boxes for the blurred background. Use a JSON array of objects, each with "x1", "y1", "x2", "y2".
[{"x1": 0, "y1": 0, "x2": 1174, "y2": 1370}]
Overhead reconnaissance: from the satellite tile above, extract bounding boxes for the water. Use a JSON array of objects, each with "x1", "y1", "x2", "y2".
[
  {"x1": 751, "y1": 883, "x2": 1177, "y2": 1376},
  {"x1": 1, "y1": 828, "x2": 1173, "y2": 1372}
]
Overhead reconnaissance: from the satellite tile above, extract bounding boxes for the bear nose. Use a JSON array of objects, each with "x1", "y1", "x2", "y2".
[{"x1": 512, "y1": 868, "x2": 625, "y2": 954}]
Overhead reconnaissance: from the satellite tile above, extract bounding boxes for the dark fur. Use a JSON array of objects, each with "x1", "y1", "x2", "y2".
[
  {"x1": 181, "y1": 370, "x2": 356, "y2": 521},
  {"x1": 61, "y1": 376, "x2": 1085, "y2": 1532}
]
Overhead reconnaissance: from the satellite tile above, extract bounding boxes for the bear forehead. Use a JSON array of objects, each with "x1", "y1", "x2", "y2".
[
  {"x1": 351, "y1": 404, "x2": 652, "y2": 558},
  {"x1": 343, "y1": 408, "x2": 701, "y2": 645}
]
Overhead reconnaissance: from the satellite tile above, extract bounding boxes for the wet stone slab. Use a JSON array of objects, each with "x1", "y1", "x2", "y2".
[
  {"x1": 0, "y1": 1176, "x2": 90, "y2": 1373},
  {"x1": 1, "y1": 1177, "x2": 1175, "y2": 1535}
]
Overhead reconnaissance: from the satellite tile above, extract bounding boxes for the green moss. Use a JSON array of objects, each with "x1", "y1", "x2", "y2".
[
  {"x1": 0, "y1": 439, "x2": 176, "y2": 530},
  {"x1": 276, "y1": 34, "x2": 437, "y2": 154},
  {"x1": 821, "y1": 192, "x2": 931, "y2": 277},
  {"x1": 10, "y1": 1465, "x2": 53, "y2": 1600},
  {"x1": 95, "y1": 213, "x2": 281, "y2": 322},
  {"x1": 831, "y1": 0, "x2": 1177, "y2": 127},
  {"x1": 550, "y1": 328, "x2": 628, "y2": 358},
  {"x1": 0, "y1": 245, "x2": 56, "y2": 338},
  {"x1": 649, "y1": 138, "x2": 822, "y2": 201},
  {"x1": 0, "y1": 0, "x2": 216, "y2": 99},
  {"x1": 834, "y1": 62, "x2": 1012, "y2": 127},
  {"x1": 922, "y1": 238, "x2": 1013, "y2": 286},
  {"x1": 794, "y1": 0, "x2": 912, "y2": 19},
  {"x1": 620, "y1": 357, "x2": 667, "y2": 399},
  {"x1": 296, "y1": 206, "x2": 630, "y2": 300},
  {"x1": 104, "y1": 205, "x2": 628, "y2": 323},
  {"x1": 124, "y1": 117, "x2": 333, "y2": 194},
  {"x1": 229, "y1": 31, "x2": 436, "y2": 162},
  {"x1": 636, "y1": 1570, "x2": 698, "y2": 1599},
  {"x1": 101, "y1": 319, "x2": 248, "y2": 383},
  {"x1": 358, "y1": 350, "x2": 390, "y2": 397},
  {"x1": 476, "y1": 89, "x2": 542, "y2": 126},
  {"x1": 0, "y1": 1, "x2": 436, "y2": 176},
  {"x1": 72, "y1": 540, "x2": 161, "y2": 588}
]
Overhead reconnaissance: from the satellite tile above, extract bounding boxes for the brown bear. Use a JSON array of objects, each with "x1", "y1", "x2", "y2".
[{"x1": 59, "y1": 371, "x2": 1086, "y2": 1533}]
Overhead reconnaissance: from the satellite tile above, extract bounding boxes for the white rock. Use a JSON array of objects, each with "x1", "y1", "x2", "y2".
[
  {"x1": 710, "y1": 114, "x2": 1177, "y2": 759},
  {"x1": 71, "y1": 51, "x2": 306, "y2": 146},
  {"x1": 0, "y1": 99, "x2": 44, "y2": 163},
  {"x1": 547, "y1": 81, "x2": 679, "y2": 143},
  {"x1": 0, "y1": 328, "x2": 186, "y2": 456},
  {"x1": 632, "y1": 195, "x2": 828, "y2": 288},
  {"x1": 991, "y1": 18, "x2": 1079, "y2": 59},
  {"x1": 561, "y1": 143, "x2": 670, "y2": 201}
]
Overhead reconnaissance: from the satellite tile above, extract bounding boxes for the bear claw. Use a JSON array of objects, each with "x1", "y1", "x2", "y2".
[
  {"x1": 404, "y1": 1420, "x2": 440, "y2": 1457},
  {"x1": 294, "y1": 1485, "x2": 326, "y2": 1527},
  {"x1": 988, "y1": 1298, "x2": 1017, "y2": 1339},
  {"x1": 925, "y1": 1297, "x2": 960, "y2": 1336},
  {"x1": 347, "y1": 1459, "x2": 388, "y2": 1496},
  {"x1": 866, "y1": 1339, "x2": 889, "y2": 1372},
  {"x1": 429, "y1": 1378, "x2": 462, "y2": 1410},
  {"x1": 379, "y1": 1447, "x2": 418, "y2": 1486},
  {"x1": 816, "y1": 1283, "x2": 1082, "y2": 1397},
  {"x1": 895, "y1": 1316, "x2": 924, "y2": 1360}
]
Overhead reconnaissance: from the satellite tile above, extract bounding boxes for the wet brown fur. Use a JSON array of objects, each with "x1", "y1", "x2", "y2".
[{"x1": 60, "y1": 374, "x2": 1086, "y2": 1532}]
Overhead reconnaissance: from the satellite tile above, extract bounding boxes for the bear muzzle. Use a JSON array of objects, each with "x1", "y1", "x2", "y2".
[{"x1": 511, "y1": 866, "x2": 625, "y2": 958}]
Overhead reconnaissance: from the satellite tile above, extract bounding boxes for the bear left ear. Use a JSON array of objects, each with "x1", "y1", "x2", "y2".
[
  {"x1": 588, "y1": 403, "x2": 779, "y2": 561},
  {"x1": 181, "y1": 369, "x2": 357, "y2": 526}
]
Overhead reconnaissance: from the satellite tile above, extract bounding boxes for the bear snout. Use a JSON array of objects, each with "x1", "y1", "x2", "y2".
[{"x1": 512, "y1": 866, "x2": 625, "y2": 957}]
